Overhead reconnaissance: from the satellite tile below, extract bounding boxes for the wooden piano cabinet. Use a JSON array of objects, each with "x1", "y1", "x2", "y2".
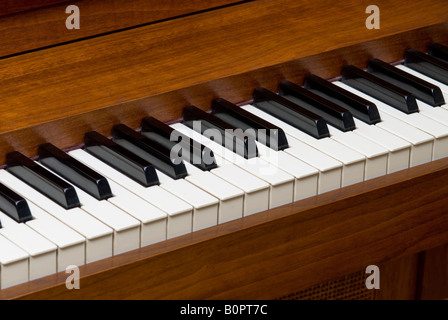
[
  {"x1": 1, "y1": 0, "x2": 448, "y2": 300},
  {"x1": 0, "y1": 0, "x2": 247, "y2": 58}
]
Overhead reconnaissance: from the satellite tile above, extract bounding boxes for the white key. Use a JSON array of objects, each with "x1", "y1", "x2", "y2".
[
  {"x1": 327, "y1": 124, "x2": 389, "y2": 179},
  {"x1": 77, "y1": 194, "x2": 141, "y2": 255},
  {"x1": 69, "y1": 149, "x2": 193, "y2": 239},
  {"x1": 114, "y1": 136, "x2": 245, "y2": 225},
  {"x1": 240, "y1": 105, "x2": 366, "y2": 187},
  {"x1": 179, "y1": 164, "x2": 243, "y2": 224},
  {"x1": 0, "y1": 212, "x2": 57, "y2": 281},
  {"x1": 396, "y1": 65, "x2": 448, "y2": 100},
  {"x1": 36, "y1": 161, "x2": 141, "y2": 255},
  {"x1": 25, "y1": 202, "x2": 85, "y2": 272},
  {"x1": 255, "y1": 142, "x2": 321, "y2": 197},
  {"x1": 171, "y1": 123, "x2": 295, "y2": 208},
  {"x1": 181, "y1": 147, "x2": 271, "y2": 215},
  {"x1": 334, "y1": 81, "x2": 448, "y2": 161},
  {"x1": 417, "y1": 100, "x2": 448, "y2": 125},
  {"x1": 0, "y1": 169, "x2": 113, "y2": 264},
  {"x1": 210, "y1": 162, "x2": 270, "y2": 216},
  {"x1": 353, "y1": 119, "x2": 411, "y2": 173},
  {"x1": 284, "y1": 146, "x2": 341, "y2": 193},
  {"x1": 105, "y1": 181, "x2": 167, "y2": 246},
  {"x1": 156, "y1": 167, "x2": 221, "y2": 229},
  {"x1": 377, "y1": 112, "x2": 433, "y2": 166},
  {"x1": 396, "y1": 65, "x2": 448, "y2": 130},
  {"x1": 397, "y1": 65, "x2": 448, "y2": 120},
  {"x1": 39, "y1": 159, "x2": 168, "y2": 247},
  {"x1": 0, "y1": 234, "x2": 29, "y2": 289}
]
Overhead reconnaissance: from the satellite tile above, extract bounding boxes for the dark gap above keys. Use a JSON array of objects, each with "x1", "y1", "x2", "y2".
[
  {"x1": 303, "y1": 74, "x2": 381, "y2": 125},
  {"x1": 367, "y1": 58, "x2": 445, "y2": 107},
  {"x1": 38, "y1": 143, "x2": 113, "y2": 201},
  {"x1": 141, "y1": 117, "x2": 217, "y2": 171},
  {"x1": 428, "y1": 43, "x2": 448, "y2": 63},
  {"x1": 112, "y1": 124, "x2": 188, "y2": 180},
  {"x1": 182, "y1": 105, "x2": 259, "y2": 159},
  {"x1": 252, "y1": 87, "x2": 330, "y2": 139},
  {"x1": 84, "y1": 131, "x2": 160, "y2": 187},
  {"x1": 211, "y1": 98, "x2": 289, "y2": 151},
  {"x1": 278, "y1": 80, "x2": 356, "y2": 132},
  {"x1": 6, "y1": 151, "x2": 80, "y2": 210},
  {"x1": 405, "y1": 48, "x2": 448, "y2": 85},
  {"x1": 0, "y1": 182, "x2": 33, "y2": 224},
  {"x1": 341, "y1": 65, "x2": 419, "y2": 114}
]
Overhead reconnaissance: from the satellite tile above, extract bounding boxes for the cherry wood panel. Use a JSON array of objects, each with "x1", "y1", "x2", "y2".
[
  {"x1": 375, "y1": 254, "x2": 420, "y2": 300},
  {"x1": 1, "y1": 156, "x2": 448, "y2": 300},
  {"x1": 0, "y1": 0, "x2": 248, "y2": 58},
  {"x1": 0, "y1": 0, "x2": 448, "y2": 165},
  {"x1": 0, "y1": 0, "x2": 68, "y2": 16},
  {"x1": 417, "y1": 244, "x2": 448, "y2": 299}
]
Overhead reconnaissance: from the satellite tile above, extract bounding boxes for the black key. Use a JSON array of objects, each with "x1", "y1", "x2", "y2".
[
  {"x1": 182, "y1": 105, "x2": 259, "y2": 159},
  {"x1": 303, "y1": 74, "x2": 381, "y2": 124},
  {"x1": 112, "y1": 124, "x2": 188, "y2": 180},
  {"x1": 141, "y1": 117, "x2": 217, "y2": 171},
  {"x1": 428, "y1": 43, "x2": 448, "y2": 63},
  {"x1": 211, "y1": 98, "x2": 289, "y2": 151},
  {"x1": 38, "y1": 143, "x2": 113, "y2": 200},
  {"x1": 278, "y1": 80, "x2": 356, "y2": 132},
  {"x1": 0, "y1": 182, "x2": 33, "y2": 223},
  {"x1": 367, "y1": 58, "x2": 445, "y2": 106},
  {"x1": 6, "y1": 151, "x2": 80, "y2": 210},
  {"x1": 252, "y1": 87, "x2": 330, "y2": 139},
  {"x1": 341, "y1": 65, "x2": 419, "y2": 114},
  {"x1": 405, "y1": 48, "x2": 448, "y2": 85},
  {"x1": 84, "y1": 131, "x2": 159, "y2": 187}
]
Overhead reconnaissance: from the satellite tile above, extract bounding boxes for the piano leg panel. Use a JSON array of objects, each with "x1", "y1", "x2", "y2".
[
  {"x1": 375, "y1": 253, "x2": 420, "y2": 300},
  {"x1": 278, "y1": 248, "x2": 448, "y2": 300},
  {"x1": 277, "y1": 254, "x2": 420, "y2": 300},
  {"x1": 416, "y1": 244, "x2": 448, "y2": 300}
]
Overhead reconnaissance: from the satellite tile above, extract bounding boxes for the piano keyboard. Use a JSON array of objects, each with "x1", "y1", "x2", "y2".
[{"x1": 2, "y1": 43, "x2": 448, "y2": 290}]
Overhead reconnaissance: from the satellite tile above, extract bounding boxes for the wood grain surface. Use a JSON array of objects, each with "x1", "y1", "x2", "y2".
[
  {"x1": 0, "y1": 0, "x2": 247, "y2": 58},
  {"x1": 417, "y1": 244, "x2": 448, "y2": 299},
  {"x1": 0, "y1": 0, "x2": 448, "y2": 165},
  {"x1": 0, "y1": 0, "x2": 68, "y2": 16}
]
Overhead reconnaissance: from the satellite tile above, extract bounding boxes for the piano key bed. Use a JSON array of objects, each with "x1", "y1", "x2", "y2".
[{"x1": 1, "y1": 43, "x2": 448, "y2": 297}]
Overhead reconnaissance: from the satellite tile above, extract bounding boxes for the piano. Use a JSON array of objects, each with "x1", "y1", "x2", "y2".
[{"x1": 0, "y1": 0, "x2": 448, "y2": 300}]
